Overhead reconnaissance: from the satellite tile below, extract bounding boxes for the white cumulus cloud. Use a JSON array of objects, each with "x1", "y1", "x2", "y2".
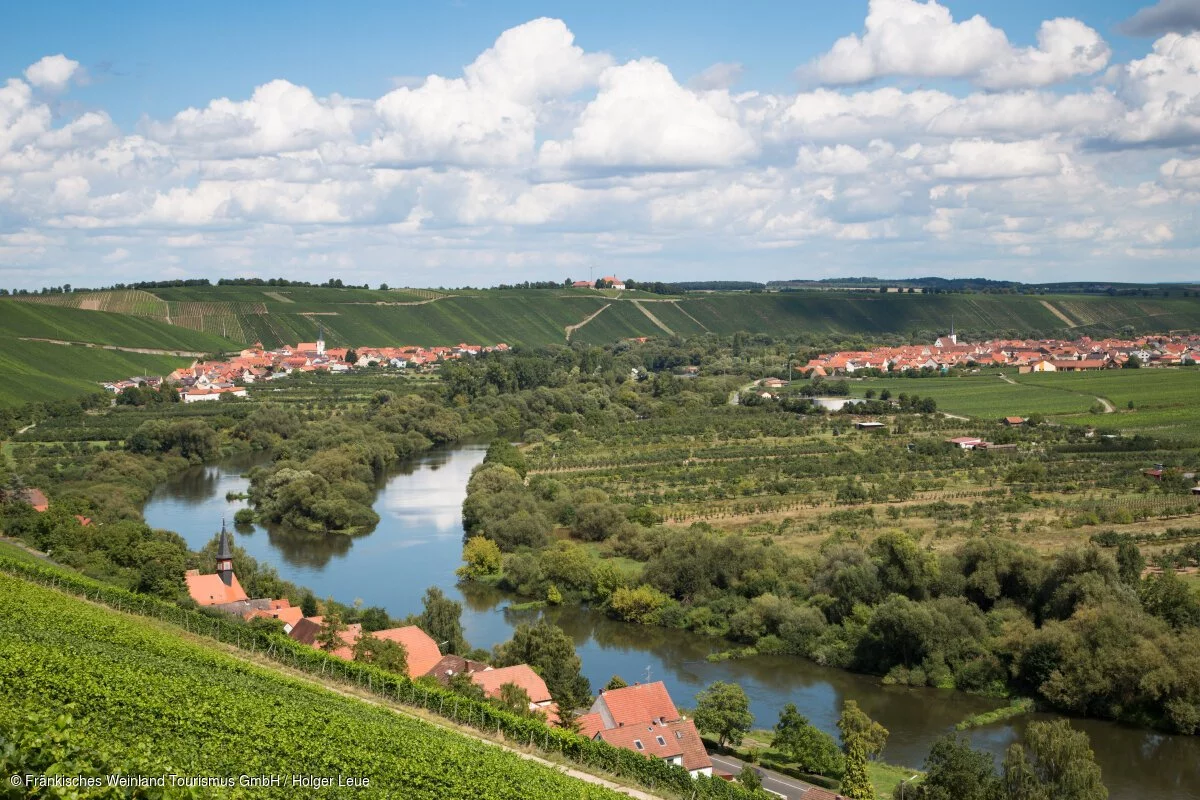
[{"x1": 24, "y1": 54, "x2": 80, "y2": 91}]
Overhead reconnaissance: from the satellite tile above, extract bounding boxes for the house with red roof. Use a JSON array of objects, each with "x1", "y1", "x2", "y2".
[
  {"x1": 19, "y1": 488, "x2": 49, "y2": 512},
  {"x1": 471, "y1": 665, "x2": 560, "y2": 725},
  {"x1": 582, "y1": 682, "x2": 712, "y2": 777},
  {"x1": 369, "y1": 626, "x2": 443, "y2": 678},
  {"x1": 184, "y1": 523, "x2": 249, "y2": 606}
]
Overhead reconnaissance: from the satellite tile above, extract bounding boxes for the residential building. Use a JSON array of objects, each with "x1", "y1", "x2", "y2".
[
  {"x1": 471, "y1": 665, "x2": 560, "y2": 725},
  {"x1": 579, "y1": 682, "x2": 712, "y2": 778}
]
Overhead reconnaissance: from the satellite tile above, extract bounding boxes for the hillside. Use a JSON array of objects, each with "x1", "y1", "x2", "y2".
[
  {"x1": 0, "y1": 301, "x2": 239, "y2": 408},
  {"x1": 12, "y1": 287, "x2": 1200, "y2": 350},
  {"x1": 0, "y1": 566, "x2": 632, "y2": 800}
]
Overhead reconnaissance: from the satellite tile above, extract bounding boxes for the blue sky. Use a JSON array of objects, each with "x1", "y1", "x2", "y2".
[{"x1": 1, "y1": 0, "x2": 1198, "y2": 288}]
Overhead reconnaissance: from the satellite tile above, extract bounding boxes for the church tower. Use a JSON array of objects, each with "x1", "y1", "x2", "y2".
[
  {"x1": 317, "y1": 323, "x2": 326, "y2": 356},
  {"x1": 216, "y1": 520, "x2": 235, "y2": 586}
]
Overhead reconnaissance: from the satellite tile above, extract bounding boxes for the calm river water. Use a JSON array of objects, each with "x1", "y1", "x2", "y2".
[{"x1": 143, "y1": 445, "x2": 1200, "y2": 799}]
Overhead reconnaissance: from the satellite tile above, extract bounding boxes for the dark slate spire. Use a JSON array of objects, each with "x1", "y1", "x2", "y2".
[
  {"x1": 217, "y1": 519, "x2": 233, "y2": 560},
  {"x1": 216, "y1": 519, "x2": 234, "y2": 586}
]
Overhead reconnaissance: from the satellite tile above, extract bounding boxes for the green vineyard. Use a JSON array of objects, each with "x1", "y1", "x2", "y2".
[{"x1": 0, "y1": 569, "x2": 625, "y2": 799}]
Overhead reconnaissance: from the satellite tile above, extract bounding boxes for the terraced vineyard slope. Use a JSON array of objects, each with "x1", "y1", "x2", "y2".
[
  {"x1": 12, "y1": 288, "x2": 1200, "y2": 349},
  {"x1": 0, "y1": 570, "x2": 634, "y2": 800}
]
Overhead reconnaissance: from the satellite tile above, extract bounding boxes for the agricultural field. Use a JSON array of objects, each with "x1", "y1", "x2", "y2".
[
  {"x1": 521, "y1": 401, "x2": 1200, "y2": 557},
  {"x1": 0, "y1": 341, "x2": 192, "y2": 407},
  {"x1": 0, "y1": 300, "x2": 235, "y2": 351},
  {"x1": 829, "y1": 374, "x2": 1099, "y2": 419},
  {"x1": 0, "y1": 572, "x2": 628, "y2": 800},
  {"x1": 1017, "y1": 369, "x2": 1200, "y2": 437},
  {"x1": 11, "y1": 288, "x2": 1200, "y2": 351}
]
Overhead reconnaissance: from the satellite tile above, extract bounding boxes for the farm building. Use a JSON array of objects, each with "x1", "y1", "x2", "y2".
[
  {"x1": 856, "y1": 421, "x2": 886, "y2": 430},
  {"x1": 1002, "y1": 416, "x2": 1027, "y2": 426},
  {"x1": 947, "y1": 437, "x2": 984, "y2": 450}
]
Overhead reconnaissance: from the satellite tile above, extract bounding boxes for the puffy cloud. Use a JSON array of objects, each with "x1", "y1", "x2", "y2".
[
  {"x1": 0, "y1": 16, "x2": 1198, "y2": 286},
  {"x1": 1119, "y1": 0, "x2": 1200, "y2": 37},
  {"x1": 24, "y1": 54, "x2": 79, "y2": 91},
  {"x1": 148, "y1": 79, "x2": 361, "y2": 157},
  {"x1": 1100, "y1": 32, "x2": 1200, "y2": 147},
  {"x1": 809, "y1": 0, "x2": 1108, "y2": 89},
  {"x1": 360, "y1": 18, "x2": 610, "y2": 167},
  {"x1": 925, "y1": 139, "x2": 1065, "y2": 180},
  {"x1": 540, "y1": 59, "x2": 756, "y2": 169}
]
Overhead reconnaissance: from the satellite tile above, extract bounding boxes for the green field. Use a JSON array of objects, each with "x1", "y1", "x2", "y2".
[
  {"x1": 0, "y1": 301, "x2": 235, "y2": 351},
  {"x1": 1017, "y1": 369, "x2": 1200, "y2": 435},
  {"x1": 0, "y1": 301, "x2": 238, "y2": 408},
  {"x1": 838, "y1": 374, "x2": 1099, "y2": 419},
  {"x1": 0, "y1": 341, "x2": 191, "y2": 406},
  {"x1": 0, "y1": 570, "x2": 624, "y2": 799}
]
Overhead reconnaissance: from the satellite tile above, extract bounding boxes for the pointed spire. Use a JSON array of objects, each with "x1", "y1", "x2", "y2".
[{"x1": 217, "y1": 518, "x2": 233, "y2": 560}]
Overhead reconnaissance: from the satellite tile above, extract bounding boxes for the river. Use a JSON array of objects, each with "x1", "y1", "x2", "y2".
[{"x1": 143, "y1": 445, "x2": 1200, "y2": 799}]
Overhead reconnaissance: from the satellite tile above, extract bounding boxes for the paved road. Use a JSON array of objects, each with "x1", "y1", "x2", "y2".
[{"x1": 709, "y1": 753, "x2": 824, "y2": 800}]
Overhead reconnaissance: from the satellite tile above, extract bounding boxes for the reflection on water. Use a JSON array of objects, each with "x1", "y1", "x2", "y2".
[{"x1": 143, "y1": 446, "x2": 1200, "y2": 799}]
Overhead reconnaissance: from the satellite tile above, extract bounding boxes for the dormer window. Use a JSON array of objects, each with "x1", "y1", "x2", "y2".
[
  {"x1": 656, "y1": 736, "x2": 666, "y2": 746},
  {"x1": 634, "y1": 740, "x2": 644, "y2": 751},
  {"x1": 675, "y1": 731, "x2": 683, "y2": 740}
]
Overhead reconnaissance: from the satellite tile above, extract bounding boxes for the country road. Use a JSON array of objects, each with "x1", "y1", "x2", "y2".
[
  {"x1": 709, "y1": 753, "x2": 831, "y2": 800},
  {"x1": 998, "y1": 373, "x2": 1114, "y2": 413}
]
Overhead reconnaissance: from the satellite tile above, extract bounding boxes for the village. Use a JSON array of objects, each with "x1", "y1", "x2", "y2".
[
  {"x1": 101, "y1": 333, "x2": 510, "y2": 401},
  {"x1": 796, "y1": 332, "x2": 1200, "y2": 377},
  {"x1": 186, "y1": 523, "x2": 715, "y2": 778}
]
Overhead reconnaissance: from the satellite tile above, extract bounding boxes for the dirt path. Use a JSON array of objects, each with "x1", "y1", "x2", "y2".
[
  {"x1": 18, "y1": 337, "x2": 207, "y2": 357},
  {"x1": 631, "y1": 301, "x2": 674, "y2": 336},
  {"x1": 941, "y1": 412, "x2": 970, "y2": 421},
  {"x1": 15, "y1": 423, "x2": 35, "y2": 436},
  {"x1": 1039, "y1": 300, "x2": 1077, "y2": 328},
  {"x1": 337, "y1": 296, "x2": 454, "y2": 307},
  {"x1": 565, "y1": 304, "x2": 611, "y2": 341},
  {"x1": 1001, "y1": 373, "x2": 1113, "y2": 413},
  {"x1": 671, "y1": 302, "x2": 710, "y2": 332}
]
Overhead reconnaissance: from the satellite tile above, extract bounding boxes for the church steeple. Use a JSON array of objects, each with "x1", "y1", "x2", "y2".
[
  {"x1": 316, "y1": 323, "x2": 325, "y2": 356},
  {"x1": 216, "y1": 519, "x2": 234, "y2": 586}
]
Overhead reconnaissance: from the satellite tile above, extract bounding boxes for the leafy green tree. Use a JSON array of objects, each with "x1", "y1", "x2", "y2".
[
  {"x1": 546, "y1": 584, "x2": 563, "y2": 604},
  {"x1": 837, "y1": 700, "x2": 888, "y2": 759},
  {"x1": 493, "y1": 620, "x2": 591, "y2": 710},
  {"x1": 604, "y1": 675, "x2": 628, "y2": 690},
  {"x1": 839, "y1": 739, "x2": 876, "y2": 800},
  {"x1": 300, "y1": 592, "x2": 318, "y2": 618},
  {"x1": 608, "y1": 584, "x2": 669, "y2": 623},
  {"x1": 314, "y1": 609, "x2": 348, "y2": 652},
  {"x1": 352, "y1": 634, "x2": 409, "y2": 674},
  {"x1": 1140, "y1": 570, "x2": 1200, "y2": 629},
  {"x1": 1115, "y1": 541, "x2": 1144, "y2": 588},
  {"x1": 497, "y1": 682, "x2": 536, "y2": 717},
  {"x1": 484, "y1": 439, "x2": 527, "y2": 478},
  {"x1": 457, "y1": 535, "x2": 502, "y2": 578},
  {"x1": 739, "y1": 765, "x2": 762, "y2": 791},
  {"x1": 1001, "y1": 720, "x2": 1107, "y2": 800},
  {"x1": 448, "y1": 671, "x2": 486, "y2": 701},
  {"x1": 915, "y1": 735, "x2": 999, "y2": 800},
  {"x1": 772, "y1": 703, "x2": 844, "y2": 776},
  {"x1": 693, "y1": 681, "x2": 753, "y2": 748},
  {"x1": 418, "y1": 586, "x2": 468, "y2": 654}
]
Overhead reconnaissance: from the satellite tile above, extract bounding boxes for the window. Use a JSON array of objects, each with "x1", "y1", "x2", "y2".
[
  {"x1": 634, "y1": 740, "x2": 644, "y2": 751},
  {"x1": 656, "y1": 736, "x2": 666, "y2": 746},
  {"x1": 675, "y1": 731, "x2": 683, "y2": 740}
]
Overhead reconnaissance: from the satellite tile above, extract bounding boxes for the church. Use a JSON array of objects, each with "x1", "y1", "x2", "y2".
[{"x1": 184, "y1": 522, "x2": 303, "y2": 630}]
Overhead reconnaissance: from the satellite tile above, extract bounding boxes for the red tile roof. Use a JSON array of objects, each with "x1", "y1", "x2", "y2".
[
  {"x1": 371, "y1": 626, "x2": 443, "y2": 678},
  {"x1": 595, "y1": 719, "x2": 711, "y2": 773},
  {"x1": 594, "y1": 682, "x2": 680, "y2": 728},
  {"x1": 184, "y1": 570, "x2": 248, "y2": 606},
  {"x1": 472, "y1": 665, "x2": 552, "y2": 704},
  {"x1": 21, "y1": 488, "x2": 49, "y2": 512},
  {"x1": 576, "y1": 712, "x2": 606, "y2": 739}
]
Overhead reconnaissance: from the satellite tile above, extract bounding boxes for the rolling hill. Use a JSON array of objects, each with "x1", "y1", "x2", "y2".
[
  {"x1": 3, "y1": 287, "x2": 1199, "y2": 408},
  {"x1": 13, "y1": 287, "x2": 1200, "y2": 352},
  {"x1": 0, "y1": 301, "x2": 240, "y2": 408}
]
